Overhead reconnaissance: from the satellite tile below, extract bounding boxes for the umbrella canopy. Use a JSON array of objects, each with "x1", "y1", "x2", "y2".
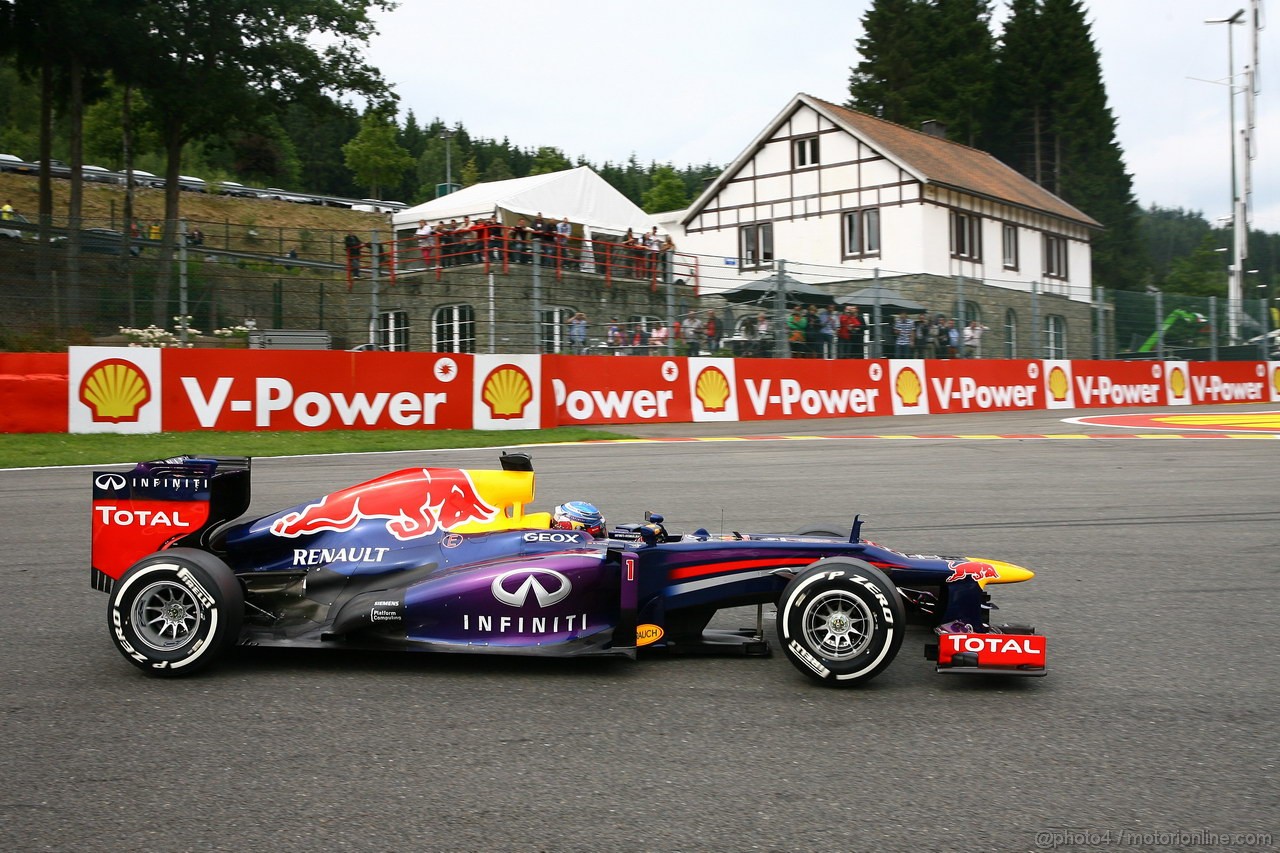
[
  {"x1": 718, "y1": 273, "x2": 833, "y2": 307},
  {"x1": 837, "y1": 284, "x2": 928, "y2": 313}
]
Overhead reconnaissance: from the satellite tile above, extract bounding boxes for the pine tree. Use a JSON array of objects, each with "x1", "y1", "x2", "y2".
[{"x1": 847, "y1": 0, "x2": 935, "y2": 125}]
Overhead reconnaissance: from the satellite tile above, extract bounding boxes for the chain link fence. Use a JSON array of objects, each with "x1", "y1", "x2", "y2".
[{"x1": 2, "y1": 213, "x2": 1274, "y2": 360}]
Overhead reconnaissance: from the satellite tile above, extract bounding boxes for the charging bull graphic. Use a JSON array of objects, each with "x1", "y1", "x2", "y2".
[
  {"x1": 271, "y1": 468, "x2": 498, "y2": 541},
  {"x1": 945, "y1": 560, "x2": 999, "y2": 583}
]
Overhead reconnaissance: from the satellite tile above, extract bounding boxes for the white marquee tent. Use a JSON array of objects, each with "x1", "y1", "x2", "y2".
[{"x1": 391, "y1": 166, "x2": 659, "y2": 239}]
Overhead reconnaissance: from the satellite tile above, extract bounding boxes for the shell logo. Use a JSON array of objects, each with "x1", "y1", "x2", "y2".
[
  {"x1": 79, "y1": 358, "x2": 152, "y2": 423},
  {"x1": 481, "y1": 364, "x2": 533, "y2": 419},
  {"x1": 695, "y1": 366, "x2": 731, "y2": 412},
  {"x1": 894, "y1": 366, "x2": 923, "y2": 406},
  {"x1": 1273, "y1": 367, "x2": 1280, "y2": 398},
  {"x1": 1048, "y1": 366, "x2": 1069, "y2": 401},
  {"x1": 1169, "y1": 366, "x2": 1187, "y2": 399}
]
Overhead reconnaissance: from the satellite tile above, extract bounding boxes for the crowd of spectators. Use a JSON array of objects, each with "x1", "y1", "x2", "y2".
[{"x1": 396, "y1": 214, "x2": 676, "y2": 280}]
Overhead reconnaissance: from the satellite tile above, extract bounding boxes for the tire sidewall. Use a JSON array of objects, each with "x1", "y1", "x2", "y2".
[
  {"x1": 777, "y1": 558, "x2": 905, "y2": 685},
  {"x1": 108, "y1": 549, "x2": 242, "y2": 676}
]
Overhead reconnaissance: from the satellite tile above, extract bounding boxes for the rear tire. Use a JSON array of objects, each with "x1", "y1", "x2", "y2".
[
  {"x1": 108, "y1": 549, "x2": 243, "y2": 677},
  {"x1": 776, "y1": 558, "x2": 904, "y2": 686}
]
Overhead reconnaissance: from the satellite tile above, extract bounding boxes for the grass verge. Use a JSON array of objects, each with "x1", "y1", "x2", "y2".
[{"x1": 1, "y1": 427, "x2": 633, "y2": 469}]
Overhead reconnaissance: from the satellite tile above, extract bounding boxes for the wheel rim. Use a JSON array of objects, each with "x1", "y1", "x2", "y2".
[
  {"x1": 801, "y1": 589, "x2": 874, "y2": 660},
  {"x1": 131, "y1": 580, "x2": 204, "y2": 652}
]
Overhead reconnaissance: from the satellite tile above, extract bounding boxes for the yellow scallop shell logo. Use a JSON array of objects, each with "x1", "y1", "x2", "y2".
[
  {"x1": 1169, "y1": 366, "x2": 1187, "y2": 399},
  {"x1": 1272, "y1": 367, "x2": 1280, "y2": 397},
  {"x1": 79, "y1": 358, "x2": 151, "y2": 423},
  {"x1": 1048, "y1": 366, "x2": 1069, "y2": 401},
  {"x1": 894, "y1": 366, "x2": 923, "y2": 406},
  {"x1": 482, "y1": 365, "x2": 533, "y2": 419},
  {"x1": 694, "y1": 367, "x2": 731, "y2": 412}
]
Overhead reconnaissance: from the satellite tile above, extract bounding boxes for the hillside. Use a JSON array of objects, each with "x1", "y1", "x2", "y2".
[{"x1": 0, "y1": 173, "x2": 390, "y2": 239}]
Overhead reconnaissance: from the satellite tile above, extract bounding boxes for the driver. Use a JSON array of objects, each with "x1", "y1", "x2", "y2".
[{"x1": 551, "y1": 501, "x2": 608, "y2": 539}]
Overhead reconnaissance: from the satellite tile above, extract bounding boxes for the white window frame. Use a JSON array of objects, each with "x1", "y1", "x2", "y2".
[
  {"x1": 1045, "y1": 314, "x2": 1067, "y2": 358},
  {"x1": 540, "y1": 306, "x2": 576, "y2": 353},
  {"x1": 378, "y1": 309, "x2": 410, "y2": 351},
  {"x1": 842, "y1": 208, "x2": 881, "y2": 258},
  {"x1": 950, "y1": 210, "x2": 981, "y2": 261},
  {"x1": 739, "y1": 222, "x2": 774, "y2": 270},
  {"x1": 1043, "y1": 234, "x2": 1068, "y2": 279},
  {"x1": 792, "y1": 135, "x2": 820, "y2": 169},
  {"x1": 1002, "y1": 223, "x2": 1019, "y2": 270},
  {"x1": 1003, "y1": 308, "x2": 1018, "y2": 358},
  {"x1": 432, "y1": 303, "x2": 475, "y2": 353}
]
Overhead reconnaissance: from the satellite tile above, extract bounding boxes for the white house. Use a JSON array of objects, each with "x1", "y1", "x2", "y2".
[{"x1": 676, "y1": 93, "x2": 1102, "y2": 302}]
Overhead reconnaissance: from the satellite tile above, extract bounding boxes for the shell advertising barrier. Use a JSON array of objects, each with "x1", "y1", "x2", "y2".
[{"x1": 0, "y1": 348, "x2": 1269, "y2": 434}]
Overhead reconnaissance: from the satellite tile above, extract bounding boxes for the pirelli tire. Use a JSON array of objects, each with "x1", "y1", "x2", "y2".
[
  {"x1": 776, "y1": 558, "x2": 905, "y2": 686},
  {"x1": 108, "y1": 549, "x2": 243, "y2": 677}
]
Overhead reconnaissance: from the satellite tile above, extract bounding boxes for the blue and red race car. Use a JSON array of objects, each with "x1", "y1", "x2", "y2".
[{"x1": 91, "y1": 453, "x2": 1047, "y2": 683}]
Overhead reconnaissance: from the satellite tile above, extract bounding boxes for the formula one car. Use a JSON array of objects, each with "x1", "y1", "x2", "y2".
[{"x1": 90, "y1": 453, "x2": 1047, "y2": 683}]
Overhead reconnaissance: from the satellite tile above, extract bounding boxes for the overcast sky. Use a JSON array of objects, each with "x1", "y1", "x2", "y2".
[{"x1": 367, "y1": 0, "x2": 1276, "y2": 233}]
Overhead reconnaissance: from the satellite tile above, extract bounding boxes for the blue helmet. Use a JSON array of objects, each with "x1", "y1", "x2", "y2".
[{"x1": 552, "y1": 501, "x2": 607, "y2": 538}]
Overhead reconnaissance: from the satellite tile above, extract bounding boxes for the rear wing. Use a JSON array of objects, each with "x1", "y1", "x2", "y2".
[{"x1": 91, "y1": 456, "x2": 251, "y2": 592}]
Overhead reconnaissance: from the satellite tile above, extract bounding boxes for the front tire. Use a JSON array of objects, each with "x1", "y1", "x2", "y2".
[
  {"x1": 108, "y1": 549, "x2": 243, "y2": 677},
  {"x1": 777, "y1": 558, "x2": 904, "y2": 686}
]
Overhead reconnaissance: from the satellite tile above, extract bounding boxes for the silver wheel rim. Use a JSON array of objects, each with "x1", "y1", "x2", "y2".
[
  {"x1": 131, "y1": 580, "x2": 204, "y2": 652},
  {"x1": 802, "y1": 589, "x2": 874, "y2": 660}
]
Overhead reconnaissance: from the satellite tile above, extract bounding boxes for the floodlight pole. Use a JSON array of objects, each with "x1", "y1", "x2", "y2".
[{"x1": 1206, "y1": 9, "x2": 1246, "y2": 344}]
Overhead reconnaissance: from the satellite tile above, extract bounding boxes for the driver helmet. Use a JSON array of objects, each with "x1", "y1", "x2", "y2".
[{"x1": 551, "y1": 501, "x2": 607, "y2": 538}]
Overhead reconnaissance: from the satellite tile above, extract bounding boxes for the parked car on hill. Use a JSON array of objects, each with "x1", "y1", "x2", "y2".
[{"x1": 0, "y1": 153, "x2": 36, "y2": 174}]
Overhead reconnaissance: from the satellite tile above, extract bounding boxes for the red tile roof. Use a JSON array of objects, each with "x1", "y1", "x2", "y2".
[{"x1": 806, "y1": 95, "x2": 1101, "y2": 228}]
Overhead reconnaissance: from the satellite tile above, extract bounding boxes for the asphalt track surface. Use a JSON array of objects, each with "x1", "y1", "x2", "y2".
[{"x1": 2, "y1": 405, "x2": 1277, "y2": 853}]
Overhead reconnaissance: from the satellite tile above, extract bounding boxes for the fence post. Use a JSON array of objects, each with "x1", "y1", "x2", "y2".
[
  {"x1": 1209, "y1": 296, "x2": 1219, "y2": 361},
  {"x1": 369, "y1": 228, "x2": 379, "y2": 348},
  {"x1": 1154, "y1": 290, "x2": 1164, "y2": 359},
  {"x1": 1031, "y1": 280, "x2": 1041, "y2": 358},
  {"x1": 532, "y1": 240, "x2": 543, "y2": 353},
  {"x1": 775, "y1": 258, "x2": 788, "y2": 358}
]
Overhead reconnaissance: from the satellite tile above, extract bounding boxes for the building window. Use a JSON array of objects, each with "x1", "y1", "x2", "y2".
[
  {"x1": 1002, "y1": 224, "x2": 1019, "y2": 270},
  {"x1": 792, "y1": 135, "x2": 820, "y2": 169},
  {"x1": 378, "y1": 310, "x2": 410, "y2": 351},
  {"x1": 842, "y1": 208, "x2": 881, "y2": 258},
  {"x1": 540, "y1": 306, "x2": 575, "y2": 353},
  {"x1": 433, "y1": 304, "x2": 475, "y2": 353},
  {"x1": 1003, "y1": 308, "x2": 1018, "y2": 358},
  {"x1": 1043, "y1": 234, "x2": 1068, "y2": 278},
  {"x1": 1045, "y1": 314, "x2": 1066, "y2": 358},
  {"x1": 739, "y1": 222, "x2": 774, "y2": 270},
  {"x1": 950, "y1": 211, "x2": 981, "y2": 260}
]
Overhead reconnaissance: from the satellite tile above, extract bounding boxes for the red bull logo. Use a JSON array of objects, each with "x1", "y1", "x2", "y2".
[
  {"x1": 945, "y1": 560, "x2": 999, "y2": 583},
  {"x1": 270, "y1": 467, "x2": 497, "y2": 540}
]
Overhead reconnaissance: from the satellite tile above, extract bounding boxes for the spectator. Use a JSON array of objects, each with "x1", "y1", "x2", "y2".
[
  {"x1": 649, "y1": 322, "x2": 670, "y2": 351},
  {"x1": 704, "y1": 309, "x2": 722, "y2": 354},
  {"x1": 567, "y1": 312, "x2": 588, "y2": 354},
  {"x1": 913, "y1": 314, "x2": 933, "y2": 359},
  {"x1": 606, "y1": 318, "x2": 624, "y2": 349},
  {"x1": 284, "y1": 246, "x2": 298, "y2": 271},
  {"x1": 682, "y1": 310, "x2": 703, "y2": 357},
  {"x1": 786, "y1": 307, "x2": 807, "y2": 357},
  {"x1": 510, "y1": 217, "x2": 531, "y2": 264},
  {"x1": 343, "y1": 233, "x2": 363, "y2": 279},
  {"x1": 963, "y1": 320, "x2": 989, "y2": 358},
  {"x1": 838, "y1": 305, "x2": 864, "y2": 359},
  {"x1": 148, "y1": 222, "x2": 162, "y2": 241},
  {"x1": 821, "y1": 303, "x2": 838, "y2": 359},
  {"x1": 532, "y1": 212, "x2": 556, "y2": 265},
  {"x1": 415, "y1": 219, "x2": 436, "y2": 268},
  {"x1": 0, "y1": 201, "x2": 13, "y2": 220},
  {"x1": 941, "y1": 318, "x2": 959, "y2": 358},
  {"x1": 804, "y1": 305, "x2": 824, "y2": 359},
  {"x1": 659, "y1": 233, "x2": 676, "y2": 279},
  {"x1": 753, "y1": 311, "x2": 772, "y2": 358},
  {"x1": 487, "y1": 217, "x2": 505, "y2": 263},
  {"x1": 556, "y1": 217, "x2": 572, "y2": 265},
  {"x1": 893, "y1": 311, "x2": 915, "y2": 358}
]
